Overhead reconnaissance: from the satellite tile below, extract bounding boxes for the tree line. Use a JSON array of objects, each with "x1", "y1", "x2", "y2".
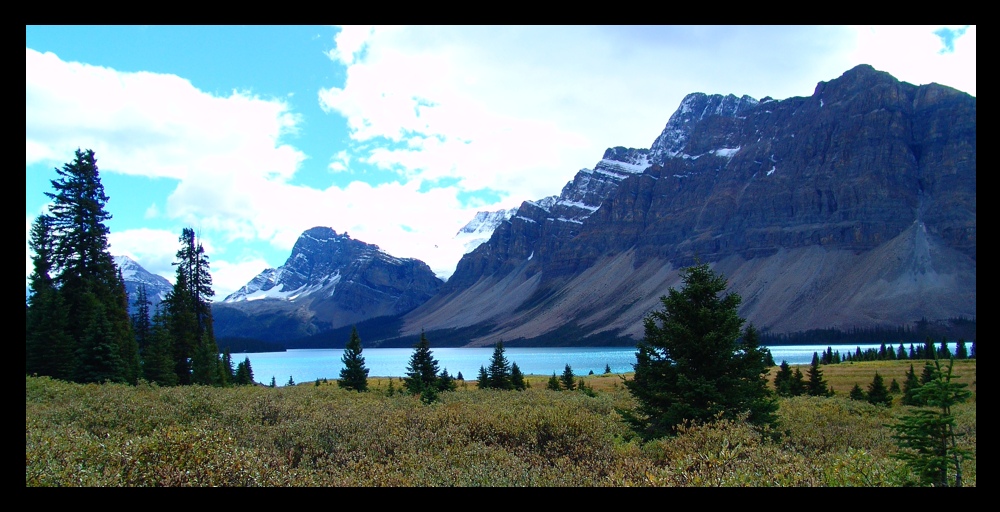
[{"x1": 26, "y1": 150, "x2": 254, "y2": 387}]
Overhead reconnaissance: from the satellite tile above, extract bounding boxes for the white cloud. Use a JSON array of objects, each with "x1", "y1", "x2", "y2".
[
  {"x1": 848, "y1": 25, "x2": 976, "y2": 96},
  {"x1": 108, "y1": 228, "x2": 184, "y2": 282},
  {"x1": 26, "y1": 48, "x2": 306, "y2": 181}
]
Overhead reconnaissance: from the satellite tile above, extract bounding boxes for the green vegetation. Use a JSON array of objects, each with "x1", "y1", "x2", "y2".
[
  {"x1": 891, "y1": 358, "x2": 973, "y2": 487},
  {"x1": 623, "y1": 263, "x2": 777, "y2": 439},
  {"x1": 338, "y1": 327, "x2": 369, "y2": 392},
  {"x1": 25, "y1": 360, "x2": 976, "y2": 486}
]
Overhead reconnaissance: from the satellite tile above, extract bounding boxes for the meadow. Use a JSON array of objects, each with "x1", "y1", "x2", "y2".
[{"x1": 26, "y1": 359, "x2": 976, "y2": 486}]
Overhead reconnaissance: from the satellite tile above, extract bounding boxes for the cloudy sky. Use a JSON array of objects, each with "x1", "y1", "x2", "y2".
[{"x1": 26, "y1": 25, "x2": 976, "y2": 300}]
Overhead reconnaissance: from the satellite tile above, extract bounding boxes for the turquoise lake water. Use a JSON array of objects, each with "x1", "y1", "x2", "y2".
[{"x1": 231, "y1": 342, "x2": 959, "y2": 386}]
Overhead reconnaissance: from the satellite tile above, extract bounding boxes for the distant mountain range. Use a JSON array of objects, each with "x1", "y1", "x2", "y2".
[{"x1": 117, "y1": 64, "x2": 975, "y2": 348}]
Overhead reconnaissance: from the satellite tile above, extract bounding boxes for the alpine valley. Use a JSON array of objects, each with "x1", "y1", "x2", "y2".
[{"x1": 160, "y1": 64, "x2": 974, "y2": 348}]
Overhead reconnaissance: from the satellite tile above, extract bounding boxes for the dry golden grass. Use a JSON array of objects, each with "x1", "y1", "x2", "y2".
[{"x1": 766, "y1": 359, "x2": 977, "y2": 396}]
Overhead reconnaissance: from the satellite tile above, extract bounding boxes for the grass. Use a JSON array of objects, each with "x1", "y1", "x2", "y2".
[{"x1": 26, "y1": 359, "x2": 975, "y2": 487}]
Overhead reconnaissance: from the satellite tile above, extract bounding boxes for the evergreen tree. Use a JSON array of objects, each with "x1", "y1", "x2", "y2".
[
  {"x1": 404, "y1": 331, "x2": 441, "y2": 397},
  {"x1": 456, "y1": 371, "x2": 464, "y2": 381},
  {"x1": 807, "y1": 353, "x2": 833, "y2": 397},
  {"x1": 132, "y1": 284, "x2": 152, "y2": 356},
  {"x1": 938, "y1": 339, "x2": 951, "y2": 359},
  {"x1": 164, "y1": 228, "x2": 217, "y2": 385},
  {"x1": 35, "y1": 149, "x2": 135, "y2": 383},
  {"x1": 889, "y1": 378, "x2": 901, "y2": 394},
  {"x1": 338, "y1": 326, "x2": 369, "y2": 392},
  {"x1": 26, "y1": 215, "x2": 74, "y2": 379},
  {"x1": 437, "y1": 368, "x2": 457, "y2": 392},
  {"x1": 191, "y1": 331, "x2": 219, "y2": 385},
  {"x1": 954, "y1": 339, "x2": 968, "y2": 359},
  {"x1": 920, "y1": 362, "x2": 936, "y2": 385},
  {"x1": 560, "y1": 364, "x2": 576, "y2": 391},
  {"x1": 866, "y1": 372, "x2": 893, "y2": 407},
  {"x1": 605, "y1": 364, "x2": 612, "y2": 374},
  {"x1": 901, "y1": 363, "x2": 923, "y2": 406},
  {"x1": 773, "y1": 360, "x2": 794, "y2": 397},
  {"x1": 790, "y1": 368, "x2": 807, "y2": 397},
  {"x1": 897, "y1": 343, "x2": 908, "y2": 360},
  {"x1": 510, "y1": 362, "x2": 526, "y2": 391},
  {"x1": 234, "y1": 357, "x2": 254, "y2": 386},
  {"x1": 142, "y1": 304, "x2": 178, "y2": 386},
  {"x1": 969, "y1": 340, "x2": 976, "y2": 359},
  {"x1": 923, "y1": 337, "x2": 935, "y2": 360},
  {"x1": 287, "y1": 375, "x2": 295, "y2": 386},
  {"x1": 486, "y1": 340, "x2": 513, "y2": 390},
  {"x1": 623, "y1": 263, "x2": 777, "y2": 439},
  {"x1": 892, "y1": 358, "x2": 973, "y2": 487},
  {"x1": 547, "y1": 372, "x2": 561, "y2": 391},
  {"x1": 849, "y1": 383, "x2": 866, "y2": 401},
  {"x1": 476, "y1": 366, "x2": 489, "y2": 389}
]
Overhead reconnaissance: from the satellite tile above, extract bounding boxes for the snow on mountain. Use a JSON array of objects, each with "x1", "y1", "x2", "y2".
[
  {"x1": 113, "y1": 255, "x2": 173, "y2": 315},
  {"x1": 454, "y1": 208, "x2": 518, "y2": 253}
]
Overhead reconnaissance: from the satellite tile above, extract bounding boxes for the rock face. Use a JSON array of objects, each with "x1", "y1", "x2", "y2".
[
  {"x1": 213, "y1": 227, "x2": 443, "y2": 341},
  {"x1": 404, "y1": 65, "x2": 976, "y2": 345}
]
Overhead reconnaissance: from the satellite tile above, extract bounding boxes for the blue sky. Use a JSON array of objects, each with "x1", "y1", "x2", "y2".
[{"x1": 26, "y1": 25, "x2": 976, "y2": 300}]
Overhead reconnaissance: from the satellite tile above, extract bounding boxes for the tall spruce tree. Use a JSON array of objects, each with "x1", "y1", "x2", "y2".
[
  {"x1": 404, "y1": 331, "x2": 441, "y2": 397},
  {"x1": 623, "y1": 263, "x2": 777, "y2": 439},
  {"x1": 165, "y1": 228, "x2": 217, "y2": 385},
  {"x1": 32, "y1": 149, "x2": 136, "y2": 383},
  {"x1": 510, "y1": 362, "x2": 526, "y2": 391},
  {"x1": 339, "y1": 326, "x2": 369, "y2": 392},
  {"x1": 560, "y1": 364, "x2": 576, "y2": 391},
  {"x1": 26, "y1": 214, "x2": 74, "y2": 379},
  {"x1": 486, "y1": 340, "x2": 513, "y2": 390},
  {"x1": 807, "y1": 353, "x2": 833, "y2": 397}
]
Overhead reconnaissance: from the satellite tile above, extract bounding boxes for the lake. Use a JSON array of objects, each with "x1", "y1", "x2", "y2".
[{"x1": 232, "y1": 342, "x2": 959, "y2": 386}]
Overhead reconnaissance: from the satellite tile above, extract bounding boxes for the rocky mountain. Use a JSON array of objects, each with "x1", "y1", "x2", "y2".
[
  {"x1": 212, "y1": 227, "x2": 443, "y2": 341},
  {"x1": 453, "y1": 207, "x2": 518, "y2": 254},
  {"x1": 401, "y1": 64, "x2": 976, "y2": 346},
  {"x1": 114, "y1": 255, "x2": 173, "y2": 317}
]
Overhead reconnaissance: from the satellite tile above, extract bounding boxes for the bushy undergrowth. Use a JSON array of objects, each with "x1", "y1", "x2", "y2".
[{"x1": 26, "y1": 375, "x2": 975, "y2": 487}]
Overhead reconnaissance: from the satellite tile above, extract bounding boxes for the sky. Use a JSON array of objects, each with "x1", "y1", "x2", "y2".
[{"x1": 26, "y1": 25, "x2": 976, "y2": 301}]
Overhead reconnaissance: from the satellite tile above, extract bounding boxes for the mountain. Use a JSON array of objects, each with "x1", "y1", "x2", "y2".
[
  {"x1": 454, "y1": 207, "x2": 518, "y2": 254},
  {"x1": 212, "y1": 227, "x2": 443, "y2": 342},
  {"x1": 399, "y1": 64, "x2": 976, "y2": 346},
  {"x1": 114, "y1": 255, "x2": 173, "y2": 317}
]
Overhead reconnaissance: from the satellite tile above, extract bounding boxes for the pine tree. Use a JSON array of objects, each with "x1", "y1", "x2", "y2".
[
  {"x1": 34, "y1": 149, "x2": 135, "y2": 383},
  {"x1": 790, "y1": 368, "x2": 807, "y2": 396},
  {"x1": 404, "y1": 331, "x2": 441, "y2": 397},
  {"x1": 142, "y1": 304, "x2": 178, "y2": 386},
  {"x1": 901, "y1": 363, "x2": 923, "y2": 406},
  {"x1": 164, "y1": 228, "x2": 217, "y2": 385},
  {"x1": 287, "y1": 375, "x2": 295, "y2": 386},
  {"x1": 547, "y1": 372, "x2": 561, "y2": 391},
  {"x1": 26, "y1": 215, "x2": 74, "y2": 379},
  {"x1": 437, "y1": 368, "x2": 457, "y2": 392},
  {"x1": 890, "y1": 378, "x2": 901, "y2": 394},
  {"x1": 338, "y1": 326, "x2": 369, "y2": 392},
  {"x1": 510, "y1": 362, "x2": 526, "y2": 391},
  {"x1": 849, "y1": 383, "x2": 866, "y2": 401},
  {"x1": 866, "y1": 372, "x2": 893, "y2": 407},
  {"x1": 560, "y1": 364, "x2": 576, "y2": 391},
  {"x1": 486, "y1": 340, "x2": 513, "y2": 390},
  {"x1": 623, "y1": 264, "x2": 777, "y2": 439},
  {"x1": 938, "y1": 339, "x2": 951, "y2": 359},
  {"x1": 773, "y1": 360, "x2": 794, "y2": 397},
  {"x1": 191, "y1": 331, "x2": 219, "y2": 385},
  {"x1": 605, "y1": 364, "x2": 612, "y2": 374},
  {"x1": 476, "y1": 366, "x2": 489, "y2": 389},
  {"x1": 954, "y1": 339, "x2": 968, "y2": 359},
  {"x1": 892, "y1": 358, "x2": 973, "y2": 487},
  {"x1": 234, "y1": 357, "x2": 254, "y2": 386},
  {"x1": 807, "y1": 353, "x2": 833, "y2": 397},
  {"x1": 132, "y1": 284, "x2": 152, "y2": 356}
]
